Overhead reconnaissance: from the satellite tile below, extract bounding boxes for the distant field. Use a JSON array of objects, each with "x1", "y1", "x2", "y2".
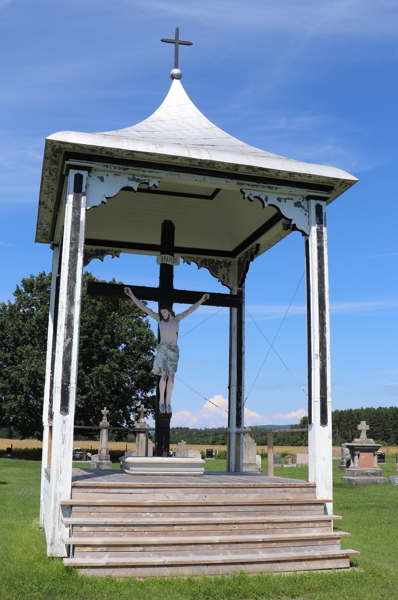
[{"x1": 2, "y1": 438, "x2": 398, "y2": 455}]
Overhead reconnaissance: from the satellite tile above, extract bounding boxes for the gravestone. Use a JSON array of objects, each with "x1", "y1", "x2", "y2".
[
  {"x1": 176, "y1": 440, "x2": 189, "y2": 458},
  {"x1": 4, "y1": 447, "x2": 13, "y2": 458},
  {"x1": 206, "y1": 449, "x2": 214, "y2": 459},
  {"x1": 188, "y1": 450, "x2": 201, "y2": 459},
  {"x1": 273, "y1": 453, "x2": 281, "y2": 466},
  {"x1": 341, "y1": 421, "x2": 388, "y2": 485},
  {"x1": 396, "y1": 455, "x2": 398, "y2": 472},
  {"x1": 389, "y1": 476, "x2": 398, "y2": 485},
  {"x1": 243, "y1": 428, "x2": 262, "y2": 473},
  {"x1": 377, "y1": 452, "x2": 385, "y2": 464},
  {"x1": 72, "y1": 447, "x2": 86, "y2": 461},
  {"x1": 91, "y1": 407, "x2": 112, "y2": 469},
  {"x1": 284, "y1": 454, "x2": 293, "y2": 465},
  {"x1": 296, "y1": 453, "x2": 309, "y2": 466}
]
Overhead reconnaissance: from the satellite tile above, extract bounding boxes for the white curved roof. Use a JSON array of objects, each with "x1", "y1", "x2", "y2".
[{"x1": 48, "y1": 79, "x2": 356, "y2": 182}]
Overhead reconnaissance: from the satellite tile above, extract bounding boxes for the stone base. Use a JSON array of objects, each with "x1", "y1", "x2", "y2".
[
  {"x1": 243, "y1": 463, "x2": 263, "y2": 473},
  {"x1": 91, "y1": 454, "x2": 112, "y2": 470},
  {"x1": 341, "y1": 467, "x2": 388, "y2": 485},
  {"x1": 120, "y1": 456, "x2": 205, "y2": 475},
  {"x1": 341, "y1": 476, "x2": 389, "y2": 485}
]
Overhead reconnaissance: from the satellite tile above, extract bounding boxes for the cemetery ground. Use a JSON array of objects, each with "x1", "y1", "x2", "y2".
[{"x1": 0, "y1": 457, "x2": 397, "y2": 600}]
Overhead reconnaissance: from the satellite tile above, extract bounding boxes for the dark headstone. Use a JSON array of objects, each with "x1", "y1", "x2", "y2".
[
  {"x1": 377, "y1": 452, "x2": 385, "y2": 464},
  {"x1": 274, "y1": 453, "x2": 281, "y2": 466},
  {"x1": 72, "y1": 447, "x2": 86, "y2": 461},
  {"x1": 206, "y1": 449, "x2": 214, "y2": 459}
]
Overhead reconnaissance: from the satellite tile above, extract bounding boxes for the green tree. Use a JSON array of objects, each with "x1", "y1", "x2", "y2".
[{"x1": 0, "y1": 272, "x2": 157, "y2": 439}]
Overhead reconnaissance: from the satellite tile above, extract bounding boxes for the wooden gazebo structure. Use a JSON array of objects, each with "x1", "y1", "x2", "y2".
[{"x1": 36, "y1": 38, "x2": 357, "y2": 558}]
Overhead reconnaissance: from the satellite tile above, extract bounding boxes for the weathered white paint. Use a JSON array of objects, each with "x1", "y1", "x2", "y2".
[
  {"x1": 306, "y1": 201, "x2": 333, "y2": 515},
  {"x1": 47, "y1": 169, "x2": 88, "y2": 557},
  {"x1": 40, "y1": 245, "x2": 60, "y2": 528},
  {"x1": 241, "y1": 190, "x2": 310, "y2": 235},
  {"x1": 42, "y1": 469, "x2": 51, "y2": 537}
]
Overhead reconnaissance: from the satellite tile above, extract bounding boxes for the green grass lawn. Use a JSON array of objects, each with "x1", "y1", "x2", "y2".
[{"x1": 0, "y1": 456, "x2": 397, "y2": 600}]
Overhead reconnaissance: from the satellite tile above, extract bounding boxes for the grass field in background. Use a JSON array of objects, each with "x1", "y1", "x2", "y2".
[
  {"x1": 0, "y1": 455, "x2": 398, "y2": 600},
  {"x1": 2, "y1": 438, "x2": 398, "y2": 455}
]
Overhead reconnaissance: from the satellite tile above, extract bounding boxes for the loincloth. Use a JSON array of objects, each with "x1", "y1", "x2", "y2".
[{"x1": 153, "y1": 344, "x2": 180, "y2": 376}]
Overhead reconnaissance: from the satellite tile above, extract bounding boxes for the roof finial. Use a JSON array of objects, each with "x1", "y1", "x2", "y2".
[{"x1": 161, "y1": 27, "x2": 193, "y2": 80}]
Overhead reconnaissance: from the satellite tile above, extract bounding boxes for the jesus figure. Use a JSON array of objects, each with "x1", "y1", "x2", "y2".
[{"x1": 124, "y1": 287, "x2": 210, "y2": 414}]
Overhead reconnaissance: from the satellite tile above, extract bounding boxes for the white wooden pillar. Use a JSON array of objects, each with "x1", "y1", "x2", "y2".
[
  {"x1": 305, "y1": 201, "x2": 333, "y2": 514},
  {"x1": 47, "y1": 168, "x2": 88, "y2": 556},
  {"x1": 227, "y1": 284, "x2": 245, "y2": 472},
  {"x1": 40, "y1": 245, "x2": 60, "y2": 527}
]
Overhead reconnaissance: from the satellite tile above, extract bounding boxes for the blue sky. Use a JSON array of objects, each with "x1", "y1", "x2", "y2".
[{"x1": 1, "y1": 0, "x2": 397, "y2": 428}]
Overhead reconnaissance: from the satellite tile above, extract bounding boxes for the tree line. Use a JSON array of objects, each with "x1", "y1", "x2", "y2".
[{"x1": 169, "y1": 408, "x2": 398, "y2": 446}]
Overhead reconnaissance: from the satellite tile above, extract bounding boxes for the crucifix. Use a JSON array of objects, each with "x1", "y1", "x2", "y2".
[
  {"x1": 161, "y1": 27, "x2": 192, "y2": 74},
  {"x1": 87, "y1": 220, "x2": 243, "y2": 457}
]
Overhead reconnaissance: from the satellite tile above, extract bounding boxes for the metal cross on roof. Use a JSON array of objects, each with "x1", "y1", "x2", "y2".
[{"x1": 161, "y1": 27, "x2": 192, "y2": 79}]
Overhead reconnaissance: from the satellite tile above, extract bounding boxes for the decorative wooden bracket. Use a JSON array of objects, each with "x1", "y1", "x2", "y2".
[
  {"x1": 85, "y1": 170, "x2": 160, "y2": 209},
  {"x1": 241, "y1": 189, "x2": 310, "y2": 235}
]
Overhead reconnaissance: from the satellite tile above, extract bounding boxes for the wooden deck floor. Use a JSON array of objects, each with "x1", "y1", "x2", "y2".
[{"x1": 71, "y1": 468, "x2": 307, "y2": 486}]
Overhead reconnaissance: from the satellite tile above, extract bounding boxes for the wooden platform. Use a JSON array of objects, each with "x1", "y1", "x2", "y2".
[{"x1": 62, "y1": 469, "x2": 359, "y2": 578}]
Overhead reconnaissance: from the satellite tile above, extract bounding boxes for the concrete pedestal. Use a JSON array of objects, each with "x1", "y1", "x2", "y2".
[
  {"x1": 120, "y1": 456, "x2": 205, "y2": 475},
  {"x1": 341, "y1": 467, "x2": 388, "y2": 485}
]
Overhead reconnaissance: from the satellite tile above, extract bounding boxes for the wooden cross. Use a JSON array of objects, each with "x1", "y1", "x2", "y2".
[
  {"x1": 161, "y1": 27, "x2": 192, "y2": 70},
  {"x1": 357, "y1": 421, "x2": 369, "y2": 440},
  {"x1": 86, "y1": 220, "x2": 242, "y2": 457}
]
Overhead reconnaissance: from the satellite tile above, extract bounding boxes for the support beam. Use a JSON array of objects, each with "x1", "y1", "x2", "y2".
[
  {"x1": 40, "y1": 245, "x2": 60, "y2": 528},
  {"x1": 227, "y1": 285, "x2": 245, "y2": 472},
  {"x1": 267, "y1": 432, "x2": 274, "y2": 477},
  {"x1": 306, "y1": 201, "x2": 333, "y2": 514},
  {"x1": 47, "y1": 169, "x2": 88, "y2": 556}
]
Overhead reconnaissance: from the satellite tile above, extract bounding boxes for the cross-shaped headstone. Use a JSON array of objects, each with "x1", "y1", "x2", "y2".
[
  {"x1": 101, "y1": 407, "x2": 109, "y2": 419},
  {"x1": 138, "y1": 404, "x2": 147, "y2": 423},
  {"x1": 161, "y1": 27, "x2": 192, "y2": 71},
  {"x1": 357, "y1": 421, "x2": 369, "y2": 440}
]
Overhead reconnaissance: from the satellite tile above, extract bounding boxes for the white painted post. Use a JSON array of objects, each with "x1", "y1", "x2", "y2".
[
  {"x1": 47, "y1": 168, "x2": 88, "y2": 557},
  {"x1": 40, "y1": 245, "x2": 60, "y2": 527},
  {"x1": 227, "y1": 282, "x2": 245, "y2": 472},
  {"x1": 305, "y1": 200, "x2": 333, "y2": 514}
]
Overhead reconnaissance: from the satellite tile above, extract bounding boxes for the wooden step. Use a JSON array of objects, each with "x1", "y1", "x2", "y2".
[
  {"x1": 64, "y1": 531, "x2": 350, "y2": 547},
  {"x1": 63, "y1": 514, "x2": 341, "y2": 526},
  {"x1": 62, "y1": 498, "x2": 330, "y2": 507},
  {"x1": 63, "y1": 548, "x2": 360, "y2": 577},
  {"x1": 72, "y1": 481, "x2": 316, "y2": 489}
]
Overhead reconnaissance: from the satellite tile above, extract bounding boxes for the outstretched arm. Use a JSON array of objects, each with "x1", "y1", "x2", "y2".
[
  {"x1": 124, "y1": 287, "x2": 159, "y2": 321},
  {"x1": 176, "y1": 294, "x2": 210, "y2": 321}
]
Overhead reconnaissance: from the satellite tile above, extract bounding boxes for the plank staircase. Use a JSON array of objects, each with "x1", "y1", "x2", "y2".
[{"x1": 62, "y1": 478, "x2": 359, "y2": 578}]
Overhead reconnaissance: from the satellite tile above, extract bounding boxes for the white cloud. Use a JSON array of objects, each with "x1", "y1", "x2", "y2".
[
  {"x1": 272, "y1": 408, "x2": 308, "y2": 423},
  {"x1": 171, "y1": 395, "x2": 271, "y2": 428}
]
